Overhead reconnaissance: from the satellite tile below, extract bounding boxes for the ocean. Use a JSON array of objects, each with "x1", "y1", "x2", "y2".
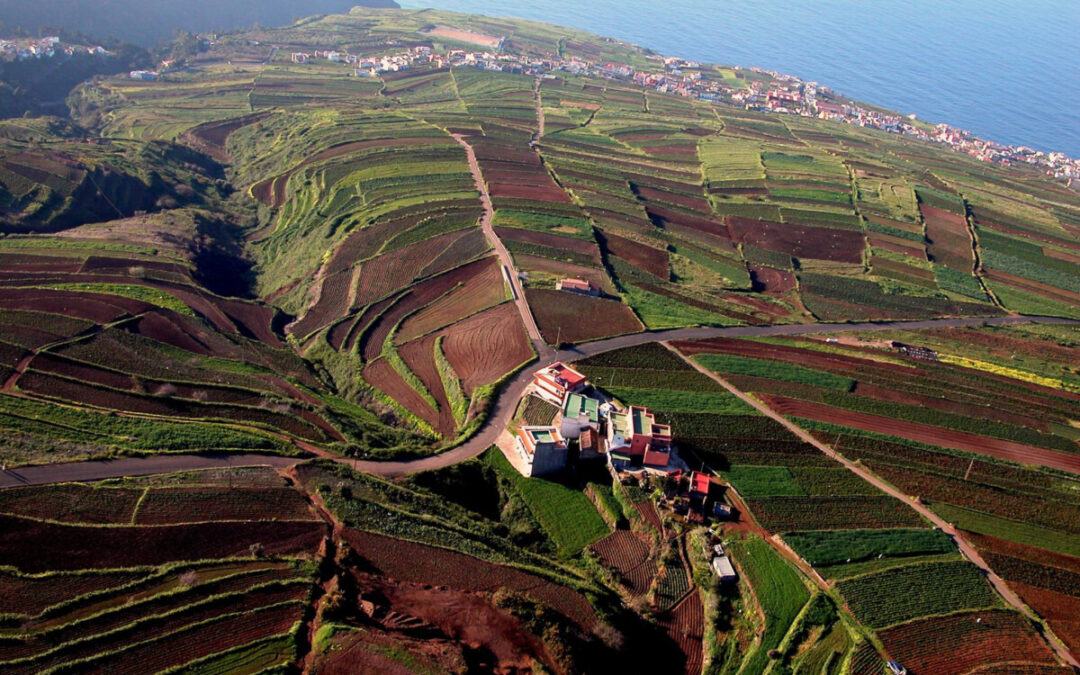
[{"x1": 398, "y1": 0, "x2": 1080, "y2": 157}]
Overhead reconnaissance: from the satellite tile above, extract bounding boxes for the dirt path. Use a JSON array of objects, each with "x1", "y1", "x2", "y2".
[
  {"x1": 531, "y1": 76, "x2": 545, "y2": 147},
  {"x1": 450, "y1": 132, "x2": 548, "y2": 355},
  {"x1": 663, "y1": 341, "x2": 1080, "y2": 668}
]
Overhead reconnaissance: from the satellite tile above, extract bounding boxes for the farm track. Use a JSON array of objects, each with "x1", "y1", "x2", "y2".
[
  {"x1": 665, "y1": 343, "x2": 1080, "y2": 669},
  {"x1": 2, "y1": 315, "x2": 1079, "y2": 489},
  {"x1": 450, "y1": 132, "x2": 549, "y2": 356}
]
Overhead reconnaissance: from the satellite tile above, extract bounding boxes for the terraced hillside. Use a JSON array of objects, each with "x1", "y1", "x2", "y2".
[{"x1": 574, "y1": 339, "x2": 1080, "y2": 673}]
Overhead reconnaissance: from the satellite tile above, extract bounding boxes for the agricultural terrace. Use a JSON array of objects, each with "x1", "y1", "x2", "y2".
[
  {"x1": 0, "y1": 6, "x2": 1076, "y2": 470},
  {"x1": 0, "y1": 468, "x2": 324, "y2": 674}
]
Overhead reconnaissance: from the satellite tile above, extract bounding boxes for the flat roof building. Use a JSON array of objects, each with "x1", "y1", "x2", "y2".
[
  {"x1": 513, "y1": 426, "x2": 569, "y2": 477},
  {"x1": 533, "y1": 362, "x2": 588, "y2": 405}
]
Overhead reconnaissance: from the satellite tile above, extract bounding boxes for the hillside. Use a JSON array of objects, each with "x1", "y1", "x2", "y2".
[{"x1": 0, "y1": 7, "x2": 1077, "y2": 673}]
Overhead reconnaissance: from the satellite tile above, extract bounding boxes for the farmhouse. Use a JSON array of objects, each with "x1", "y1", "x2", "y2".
[
  {"x1": 608, "y1": 405, "x2": 673, "y2": 472},
  {"x1": 579, "y1": 426, "x2": 605, "y2": 461},
  {"x1": 291, "y1": 53, "x2": 309, "y2": 64},
  {"x1": 129, "y1": 70, "x2": 158, "y2": 81},
  {"x1": 532, "y1": 362, "x2": 588, "y2": 405},
  {"x1": 556, "y1": 278, "x2": 599, "y2": 296},
  {"x1": 513, "y1": 426, "x2": 569, "y2": 477}
]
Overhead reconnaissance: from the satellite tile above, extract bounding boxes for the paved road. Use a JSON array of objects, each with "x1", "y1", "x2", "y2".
[
  {"x1": 0, "y1": 453, "x2": 299, "y2": 488},
  {"x1": 2, "y1": 314, "x2": 1077, "y2": 485},
  {"x1": 348, "y1": 312, "x2": 1079, "y2": 475},
  {"x1": 669, "y1": 343, "x2": 1079, "y2": 668}
]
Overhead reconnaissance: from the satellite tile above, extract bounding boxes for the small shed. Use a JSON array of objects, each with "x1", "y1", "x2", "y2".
[{"x1": 711, "y1": 555, "x2": 737, "y2": 582}]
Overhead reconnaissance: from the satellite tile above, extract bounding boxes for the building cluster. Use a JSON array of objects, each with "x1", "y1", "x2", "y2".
[
  {"x1": 0, "y1": 36, "x2": 109, "y2": 61},
  {"x1": 285, "y1": 34, "x2": 1077, "y2": 183},
  {"x1": 510, "y1": 361, "x2": 728, "y2": 526},
  {"x1": 512, "y1": 361, "x2": 685, "y2": 478}
]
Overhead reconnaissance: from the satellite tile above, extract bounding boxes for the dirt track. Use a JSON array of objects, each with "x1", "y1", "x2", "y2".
[{"x1": 450, "y1": 132, "x2": 549, "y2": 358}]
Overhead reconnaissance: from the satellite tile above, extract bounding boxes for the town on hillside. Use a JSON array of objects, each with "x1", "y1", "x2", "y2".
[{"x1": 273, "y1": 31, "x2": 1078, "y2": 183}]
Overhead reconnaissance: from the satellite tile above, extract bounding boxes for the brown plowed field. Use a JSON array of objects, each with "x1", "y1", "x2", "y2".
[
  {"x1": 398, "y1": 335, "x2": 456, "y2": 437},
  {"x1": 921, "y1": 204, "x2": 973, "y2": 271},
  {"x1": 868, "y1": 232, "x2": 927, "y2": 259},
  {"x1": 438, "y1": 302, "x2": 533, "y2": 395},
  {"x1": 661, "y1": 591, "x2": 704, "y2": 675},
  {"x1": 986, "y1": 268, "x2": 1080, "y2": 304},
  {"x1": 634, "y1": 501, "x2": 664, "y2": 534},
  {"x1": 363, "y1": 358, "x2": 441, "y2": 432},
  {"x1": 359, "y1": 258, "x2": 497, "y2": 361},
  {"x1": 748, "y1": 264, "x2": 796, "y2": 292},
  {"x1": 495, "y1": 226, "x2": 600, "y2": 261},
  {"x1": 635, "y1": 185, "x2": 712, "y2": 213},
  {"x1": 343, "y1": 529, "x2": 598, "y2": 629},
  {"x1": 877, "y1": 610, "x2": 1057, "y2": 675},
  {"x1": 727, "y1": 216, "x2": 865, "y2": 264},
  {"x1": 0, "y1": 571, "x2": 142, "y2": 617},
  {"x1": 756, "y1": 394, "x2": 1080, "y2": 474},
  {"x1": 604, "y1": 232, "x2": 670, "y2": 279},
  {"x1": 589, "y1": 530, "x2": 655, "y2": 596},
  {"x1": 646, "y1": 204, "x2": 730, "y2": 240},
  {"x1": 395, "y1": 258, "x2": 505, "y2": 343},
  {"x1": 965, "y1": 531, "x2": 1080, "y2": 574},
  {"x1": 851, "y1": 381, "x2": 1048, "y2": 431},
  {"x1": 133, "y1": 487, "x2": 318, "y2": 524},
  {"x1": 352, "y1": 230, "x2": 469, "y2": 309},
  {"x1": 1009, "y1": 583, "x2": 1080, "y2": 655},
  {"x1": 488, "y1": 183, "x2": 572, "y2": 202},
  {"x1": 527, "y1": 288, "x2": 643, "y2": 344},
  {"x1": 0, "y1": 515, "x2": 325, "y2": 573},
  {"x1": 0, "y1": 290, "x2": 138, "y2": 323}
]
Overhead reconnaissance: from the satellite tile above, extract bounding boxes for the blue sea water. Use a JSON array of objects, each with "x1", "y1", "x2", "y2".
[{"x1": 398, "y1": 0, "x2": 1080, "y2": 157}]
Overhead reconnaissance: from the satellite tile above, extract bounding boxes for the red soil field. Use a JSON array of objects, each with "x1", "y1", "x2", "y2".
[
  {"x1": 1009, "y1": 583, "x2": 1080, "y2": 655},
  {"x1": 635, "y1": 185, "x2": 711, "y2": 213},
  {"x1": 727, "y1": 216, "x2": 865, "y2": 264},
  {"x1": 398, "y1": 335, "x2": 456, "y2": 437},
  {"x1": 495, "y1": 227, "x2": 600, "y2": 260},
  {"x1": 421, "y1": 229, "x2": 492, "y2": 279},
  {"x1": 52, "y1": 598, "x2": 304, "y2": 675},
  {"x1": 661, "y1": 591, "x2": 704, "y2": 675},
  {"x1": 342, "y1": 529, "x2": 597, "y2": 629},
  {"x1": 526, "y1": 288, "x2": 643, "y2": 344},
  {"x1": 0, "y1": 515, "x2": 325, "y2": 573},
  {"x1": 342, "y1": 295, "x2": 397, "y2": 354},
  {"x1": 748, "y1": 264, "x2": 796, "y2": 292},
  {"x1": 488, "y1": 183, "x2": 572, "y2": 202},
  {"x1": 0, "y1": 571, "x2": 143, "y2": 617},
  {"x1": 851, "y1": 381, "x2": 1047, "y2": 431},
  {"x1": 352, "y1": 230, "x2": 470, "y2": 309},
  {"x1": 359, "y1": 258, "x2": 497, "y2": 361},
  {"x1": 395, "y1": 258, "x2": 505, "y2": 343},
  {"x1": 29, "y1": 353, "x2": 141, "y2": 391},
  {"x1": 870, "y1": 256, "x2": 936, "y2": 284},
  {"x1": 979, "y1": 220, "x2": 1080, "y2": 253},
  {"x1": 326, "y1": 314, "x2": 358, "y2": 352},
  {"x1": 641, "y1": 144, "x2": 698, "y2": 157},
  {"x1": 867, "y1": 232, "x2": 927, "y2": 259},
  {"x1": 965, "y1": 532, "x2": 1080, "y2": 575},
  {"x1": 438, "y1": 302, "x2": 533, "y2": 396},
  {"x1": 634, "y1": 501, "x2": 664, "y2": 534},
  {"x1": 0, "y1": 484, "x2": 142, "y2": 524},
  {"x1": 0, "y1": 290, "x2": 139, "y2": 323},
  {"x1": 604, "y1": 232, "x2": 670, "y2": 279},
  {"x1": 589, "y1": 530, "x2": 655, "y2": 596},
  {"x1": 128, "y1": 312, "x2": 212, "y2": 355},
  {"x1": 363, "y1": 357, "x2": 441, "y2": 432},
  {"x1": 290, "y1": 268, "x2": 353, "y2": 340},
  {"x1": 645, "y1": 205, "x2": 731, "y2": 240},
  {"x1": 877, "y1": 610, "x2": 1057, "y2": 675},
  {"x1": 756, "y1": 394, "x2": 1080, "y2": 475},
  {"x1": 133, "y1": 488, "x2": 318, "y2": 525},
  {"x1": 216, "y1": 298, "x2": 282, "y2": 346},
  {"x1": 920, "y1": 204, "x2": 973, "y2": 271}
]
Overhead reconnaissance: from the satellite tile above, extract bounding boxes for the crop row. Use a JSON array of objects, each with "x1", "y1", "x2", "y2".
[
  {"x1": 836, "y1": 560, "x2": 998, "y2": 628},
  {"x1": 745, "y1": 495, "x2": 924, "y2": 532}
]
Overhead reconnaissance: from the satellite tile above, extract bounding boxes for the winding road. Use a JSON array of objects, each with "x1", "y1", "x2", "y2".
[{"x1": 3, "y1": 313, "x2": 1077, "y2": 489}]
